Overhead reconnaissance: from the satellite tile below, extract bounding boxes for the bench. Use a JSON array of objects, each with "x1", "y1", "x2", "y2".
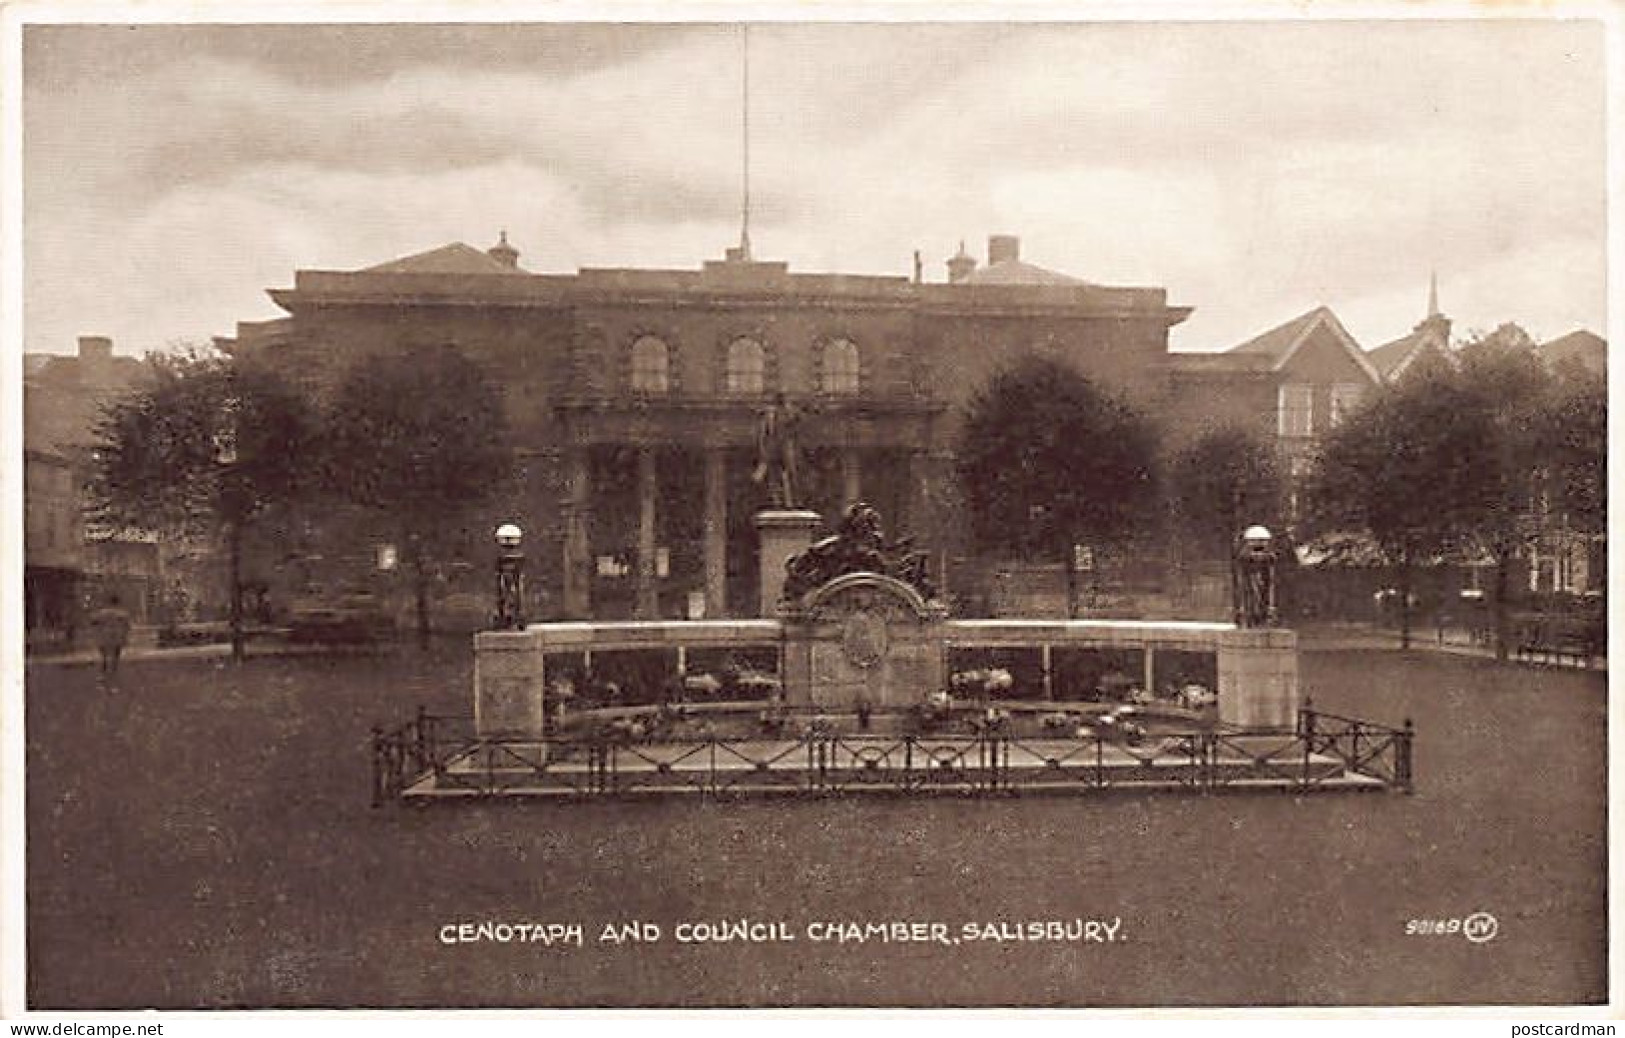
[{"x1": 1514, "y1": 617, "x2": 1603, "y2": 668}]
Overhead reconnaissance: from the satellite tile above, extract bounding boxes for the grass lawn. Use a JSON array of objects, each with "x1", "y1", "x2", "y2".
[{"x1": 23, "y1": 643, "x2": 1606, "y2": 1009}]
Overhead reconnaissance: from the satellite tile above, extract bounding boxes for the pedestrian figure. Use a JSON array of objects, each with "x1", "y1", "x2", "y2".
[{"x1": 88, "y1": 594, "x2": 132, "y2": 683}]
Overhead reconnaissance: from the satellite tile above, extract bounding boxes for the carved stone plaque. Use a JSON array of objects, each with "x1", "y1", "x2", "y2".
[{"x1": 841, "y1": 609, "x2": 889, "y2": 669}]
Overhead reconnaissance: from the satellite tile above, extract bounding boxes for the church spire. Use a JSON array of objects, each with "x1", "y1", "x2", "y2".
[{"x1": 1416, "y1": 269, "x2": 1451, "y2": 344}]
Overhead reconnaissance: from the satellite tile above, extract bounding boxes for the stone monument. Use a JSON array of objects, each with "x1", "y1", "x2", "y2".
[
  {"x1": 776, "y1": 502, "x2": 947, "y2": 710},
  {"x1": 780, "y1": 572, "x2": 949, "y2": 710}
]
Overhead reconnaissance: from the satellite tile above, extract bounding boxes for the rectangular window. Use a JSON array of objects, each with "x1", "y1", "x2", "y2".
[
  {"x1": 1329, "y1": 383, "x2": 1364, "y2": 426},
  {"x1": 1278, "y1": 384, "x2": 1313, "y2": 438}
]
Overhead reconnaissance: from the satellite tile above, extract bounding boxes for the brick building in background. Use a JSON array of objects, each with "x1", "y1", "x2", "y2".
[{"x1": 22, "y1": 336, "x2": 159, "y2": 646}]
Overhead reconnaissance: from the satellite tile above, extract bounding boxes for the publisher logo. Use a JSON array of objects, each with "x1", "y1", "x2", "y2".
[
  {"x1": 1404, "y1": 912, "x2": 1499, "y2": 943},
  {"x1": 1463, "y1": 912, "x2": 1499, "y2": 944}
]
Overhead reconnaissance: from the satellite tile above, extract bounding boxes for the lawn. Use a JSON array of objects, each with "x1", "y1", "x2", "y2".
[{"x1": 22, "y1": 642, "x2": 1607, "y2": 1008}]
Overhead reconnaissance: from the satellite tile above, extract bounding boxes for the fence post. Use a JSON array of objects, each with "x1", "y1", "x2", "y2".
[
  {"x1": 425, "y1": 713, "x2": 437, "y2": 775},
  {"x1": 370, "y1": 725, "x2": 385, "y2": 808},
  {"x1": 1301, "y1": 716, "x2": 1313, "y2": 790},
  {"x1": 1202, "y1": 731, "x2": 1215, "y2": 792},
  {"x1": 1397, "y1": 718, "x2": 1415, "y2": 794}
]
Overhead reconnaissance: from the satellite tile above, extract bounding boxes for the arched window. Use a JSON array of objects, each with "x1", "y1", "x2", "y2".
[
  {"x1": 726, "y1": 337, "x2": 765, "y2": 395},
  {"x1": 630, "y1": 335, "x2": 669, "y2": 394},
  {"x1": 822, "y1": 338, "x2": 859, "y2": 394}
]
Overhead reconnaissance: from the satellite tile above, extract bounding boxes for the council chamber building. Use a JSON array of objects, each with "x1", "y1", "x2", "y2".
[
  {"x1": 30, "y1": 231, "x2": 1594, "y2": 647},
  {"x1": 221, "y1": 231, "x2": 1199, "y2": 623}
]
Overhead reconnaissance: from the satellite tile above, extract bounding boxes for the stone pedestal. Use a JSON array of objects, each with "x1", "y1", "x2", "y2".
[
  {"x1": 474, "y1": 628, "x2": 547, "y2": 744},
  {"x1": 755, "y1": 509, "x2": 822, "y2": 617},
  {"x1": 1215, "y1": 627, "x2": 1299, "y2": 730}
]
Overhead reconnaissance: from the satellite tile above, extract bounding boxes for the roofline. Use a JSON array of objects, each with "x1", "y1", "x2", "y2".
[
  {"x1": 1272, "y1": 308, "x2": 1382, "y2": 384},
  {"x1": 266, "y1": 272, "x2": 1192, "y2": 323}
]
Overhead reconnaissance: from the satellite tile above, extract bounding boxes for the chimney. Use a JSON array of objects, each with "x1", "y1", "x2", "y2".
[
  {"x1": 487, "y1": 230, "x2": 520, "y2": 268},
  {"x1": 988, "y1": 234, "x2": 1020, "y2": 266},
  {"x1": 77, "y1": 336, "x2": 113, "y2": 362},
  {"x1": 946, "y1": 240, "x2": 977, "y2": 284}
]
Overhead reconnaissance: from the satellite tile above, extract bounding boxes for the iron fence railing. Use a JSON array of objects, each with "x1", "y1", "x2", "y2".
[
  {"x1": 1298, "y1": 699, "x2": 1415, "y2": 793},
  {"x1": 372, "y1": 703, "x2": 1413, "y2": 804}
]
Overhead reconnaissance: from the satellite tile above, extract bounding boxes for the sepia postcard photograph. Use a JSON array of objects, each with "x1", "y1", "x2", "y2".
[{"x1": 2, "y1": 2, "x2": 1614, "y2": 1018}]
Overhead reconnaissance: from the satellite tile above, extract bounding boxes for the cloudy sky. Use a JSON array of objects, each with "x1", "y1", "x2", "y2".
[{"x1": 20, "y1": 17, "x2": 1609, "y2": 356}]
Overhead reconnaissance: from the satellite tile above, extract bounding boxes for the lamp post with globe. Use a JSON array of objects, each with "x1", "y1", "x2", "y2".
[
  {"x1": 493, "y1": 523, "x2": 526, "y2": 630},
  {"x1": 1232, "y1": 524, "x2": 1278, "y2": 628}
]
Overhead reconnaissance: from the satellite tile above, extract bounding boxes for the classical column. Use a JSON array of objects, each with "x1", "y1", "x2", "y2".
[
  {"x1": 914, "y1": 449, "x2": 953, "y2": 596},
  {"x1": 702, "y1": 448, "x2": 728, "y2": 618},
  {"x1": 635, "y1": 446, "x2": 658, "y2": 619},
  {"x1": 562, "y1": 447, "x2": 591, "y2": 619},
  {"x1": 841, "y1": 451, "x2": 862, "y2": 511}
]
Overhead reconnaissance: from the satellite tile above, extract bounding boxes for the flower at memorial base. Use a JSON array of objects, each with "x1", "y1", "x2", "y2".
[
  {"x1": 684, "y1": 673, "x2": 723, "y2": 696},
  {"x1": 1178, "y1": 684, "x2": 1217, "y2": 709},
  {"x1": 950, "y1": 668, "x2": 1012, "y2": 695},
  {"x1": 735, "y1": 672, "x2": 782, "y2": 695}
]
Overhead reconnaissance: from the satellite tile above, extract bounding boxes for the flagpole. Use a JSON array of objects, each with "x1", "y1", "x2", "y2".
[{"x1": 740, "y1": 22, "x2": 752, "y2": 260}]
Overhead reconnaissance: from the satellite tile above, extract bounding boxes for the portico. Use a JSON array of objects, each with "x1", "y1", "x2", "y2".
[{"x1": 554, "y1": 398, "x2": 943, "y2": 620}]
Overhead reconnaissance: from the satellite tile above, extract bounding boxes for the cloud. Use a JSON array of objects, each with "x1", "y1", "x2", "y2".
[
  {"x1": 20, "y1": 19, "x2": 1609, "y2": 358},
  {"x1": 22, "y1": 23, "x2": 702, "y2": 91}
]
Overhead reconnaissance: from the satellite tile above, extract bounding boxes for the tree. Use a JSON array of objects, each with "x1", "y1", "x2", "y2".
[
  {"x1": 324, "y1": 343, "x2": 516, "y2": 647},
  {"x1": 1452, "y1": 325, "x2": 1555, "y2": 658},
  {"x1": 1169, "y1": 424, "x2": 1284, "y2": 558},
  {"x1": 956, "y1": 357, "x2": 1159, "y2": 598},
  {"x1": 1306, "y1": 359, "x2": 1484, "y2": 648},
  {"x1": 1540, "y1": 361, "x2": 1606, "y2": 537},
  {"x1": 89, "y1": 347, "x2": 314, "y2": 661}
]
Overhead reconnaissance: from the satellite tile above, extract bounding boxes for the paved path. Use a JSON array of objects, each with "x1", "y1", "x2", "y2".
[
  {"x1": 26, "y1": 639, "x2": 398, "y2": 668},
  {"x1": 1297, "y1": 622, "x2": 1606, "y2": 671},
  {"x1": 28, "y1": 621, "x2": 1605, "y2": 672}
]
